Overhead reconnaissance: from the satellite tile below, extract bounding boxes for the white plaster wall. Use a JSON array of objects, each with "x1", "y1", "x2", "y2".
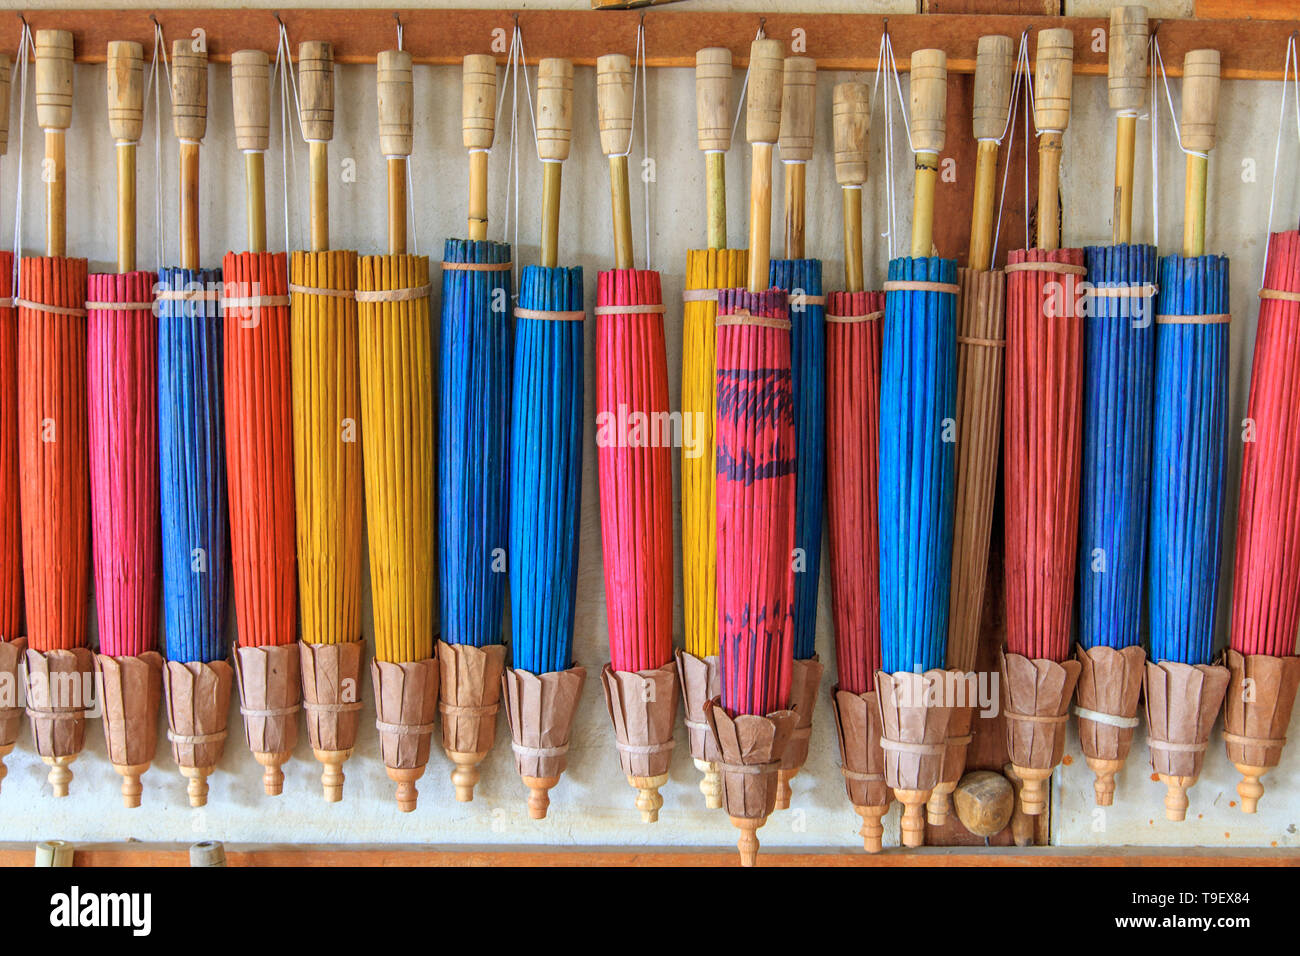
[{"x1": 0, "y1": 39, "x2": 1295, "y2": 852}]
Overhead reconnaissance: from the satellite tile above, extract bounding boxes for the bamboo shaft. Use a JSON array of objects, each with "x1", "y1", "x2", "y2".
[
  {"x1": 179, "y1": 142, "x2": 200, "y2": 270},
  {"x1": 541, "y1": 160, "x2": 562, "y2": 269},
  {"x1": 244, "y1": 150, "x2": 266, "y2": 254},
  {"x1": 116, "y1": 142, "x2": 136, "y2": 273},
  {"x1": 968, "y1": 140, "x2": 998, "y2": 271},
  {"x1": 387, "y1": 157, "x2": 407, "y2": 256},
  {"x1": 911, "y1": 151, "x2": 938, "y2": 259},
  {"x1": 1183, "y1": 152, "x2": 1208, "y2": 258},
  {"x1": 747, "y1": 143, "x2": 772, "y2": 292},
  {"x1": 842, "y1": 185, "x2": 863, "y2": 294},
  {"x1": 1037, "y1": 132, "x2": 1063, "y2": 251},
  {"x1": 309, "y1": 140, "x2": 328, "y2": 252},
  {"x1": 783, "y1": 161, "x2": 806, "y2": 260},
  {"x1": 706, "y1": 151, "x2": 726, "y2": 251},
  {"x1": 45, "y1": 130, "x2": 65, "y2": 258},
  {"x1": 608, "y1": 154, "x2": 634, "y2": 270},
  {"x1": 468, "y1": 149, "x2": 488, "y2": 241},
  {"x1": 1113, "y1": 114, "x2": 1136, "y2": 244}
]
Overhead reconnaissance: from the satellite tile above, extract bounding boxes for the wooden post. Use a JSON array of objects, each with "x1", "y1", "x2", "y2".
[
  {"x1": 746, "y1": 38, "x2": 783, "y2": 293},
  {"x1": 232, "y1": 50, "x2": 270, "y2": 254},
  {"x1": 36, "y1": 30, "x2": 73, "y2": 259},
  {"x1": 909, "y1": 49, "x2": 947, "y2": 259},
  {"x1": 969, "y1": 35, "x2": 1014, "y2": 271},
  {"x1": 170, "y1": 40, "x2": 207, "y2": 271},
  {"x1": 377, "y1": 49, "x2": 413, "y2": 257},
  {"x1": 1034, "y1": 29, "x2": 1074, "y2": 252},
  {"x1": 1109, "y1": 6, "x2": 1148, "y2": 245},
  {"x1": 779, "y1": 56, "x2": 816, "y2": 261},
  {"x1": 298, "y1": 41, "x2": 335, "y2": 253},
  {"x1": 597, "y1": 53, "x2": 635, "y2": 271},
  {"x1": 833, "y1": 81, "x2": 869, "y2": 294},
  {"x1": 463, "y1": 54, "x2": 496, "y2": 242},
  {"x1": 1180, "y1": 49, "x2": 1219, "y2": 259},
  {"x1": 108, "y1": 41, "x2": 143, "y2": 274},
  {"x1": 537, "y1": 58, "x2": 573, "y2": 270},
  {"x1": 696, "y1": 47, "x2": 732, "y2": 251}
]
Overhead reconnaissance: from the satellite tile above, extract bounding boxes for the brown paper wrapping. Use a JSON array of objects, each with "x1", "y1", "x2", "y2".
[
  {"x1": 502, "y1": 664, "x2": 587, "y2": 819},
  {"x1": 95, "y1": 651, "x2": 163, "y2": 806},
  {"x1": 438, "y1": 640, "x2": 506, "y2": 751},
  {"x1": 162, "y1": 658, "x2": 234, "y2": 807},
  {"x1": 675, "y1": 648, "x2": 722, "y2": 807},
  {"x1": 600, "y1": 662, "x2": 678, "y2": 822},
  {"x1": 831, "y1": 687, "x2": 892, "y2": 852},
  {"x1": 1221, "y1": 649, "x2": 1300, "y2": 813},
  {"x1": 1144, "y1": 658, "x2": 1229, "y2": 820},
  {"x1": 778, "y1": 656, "x2": 823, "y2": 799},
  {"x1": 931, "y1": 699, "x2": 975, "y2": 826},
  {"x1": 300, "y1": 638, "x2": 364, "y2": 753},
  {"x1": 1073, "y1": 643, "x2": 1146, "y2": 805},
  {"x1": 24, "y1": 646, "x2": 94, "y2": 783},
  {"x1": 234, "y1": 642, "x2": 301, "y2": 795},
  {"x1": 1000, "y1": 650, "x2": 1082, "y2": 816},
  {"x1": 0, "y1": 637, "x2": 27, "y2": 753}
]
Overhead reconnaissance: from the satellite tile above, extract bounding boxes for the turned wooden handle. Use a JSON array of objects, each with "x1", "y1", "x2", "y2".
[
  {"x1": 170, "y1": 40, "x2": 208, "y2": 142},
  {"x1": 833, "y1": 81, "x2": 869, "y2": 187},
  {"x1": 696, "y1": 47, "x2": 732, "y2": 153},
  {"x1": 107, "y1": 41, "x2": 144, "y2": 144},
  {"x1": 232, "y1": 50, "x2": 270, "y2": 153},
  {"x1": 973, "y1": 35, "x2": 1014, "y2": 142},
  {"x1": 463, "y1": 53, "x2": 496, "y2": 151},
  {"x1": 35, "y1": 30, "x2": 74, "y2": 132},
  {"x1": 1108, "y1": 5, "x2": 1148, "y2": 114},
  {"x1": 537, "y1": 58, "x2": 574, "y2": 162},
  {"x1": 778, "y1": 56, "x2": 816, "y2": 163},
  {"x1": 298, "y1": 41, "x2": 335, "y2": 143},
  {"x1": 747, "y1": 38, "x2": 784, "y2": 145},
  {"x1": 909, "y1": 49, "x2": 947, "y2": 155},
  {"x1": 1034, "y1": 28, "x2": 1074, "y2": 132},
  {"x1": 377, "y1": 49, "x2": 414, "y2": 158},
  {"x1": 597, "y1": 53, "x2": 633, "y2": 157},
  {"x1": 0, "y1": 54, "x2": 11, "y2": 156},
  {"x1": 1181, "y1": 49, "x2": 1220, "y2": 155}
]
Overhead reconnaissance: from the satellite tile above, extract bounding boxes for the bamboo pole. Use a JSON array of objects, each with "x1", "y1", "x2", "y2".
[
  {"x1": 463, "y1": 54, "x2": 495, "y2": 242},
  {"x1": 1034, "y1": 29, "x2": 1074, "y2": 252},
  {"x1": 696, "y1": 48, "x2": 731, "y2": 250},
  {"x1": 538, "y1": 58, "x2": 573, "y2": 269},
  {"x1": 171, "y1": 41, "x2": 207, "y2": 270},
  {"x1": 746, "y1": 38, "x2": 783, "y2": 293},
  {"x1": 1109, "y1": 6, "x2": 1148, "y2": 245},
  {"x1": 834, "y1": 82, "x2": 870, "y2": 293},
  {"x1": 378, "y1": 49, "x2": 412, "y2": 256},
  {"x1": 779, "y1": 57, "x2": 815, "y2": 261},
  {"x1": 1180, "y1": 50, "x2": 1219, "y2": 258},
  {"x1": 968, "y1": 35, "x2": 1013, "y2": 271},
  {"x1": 232, "y1": 50, "x2": 269, "y2": 254},
  {"x1": 909, "y1": 50, "x2": 946, "y2": 259},
  {"x1": 107, "y1": 41, "x2": 142, "y2": 274},
  {"x1": 597, "y1": 54, "x2": 635, "y2": 270}
]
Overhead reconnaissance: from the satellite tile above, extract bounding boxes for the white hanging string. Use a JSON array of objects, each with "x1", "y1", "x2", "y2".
[
  {"x1": 1263, "y1": 32, "x2": 1300, "y2": 283},
  {"x1": 394, "y1": 19, "x2": 419, "y2": 257},
  {"x1": 632, "y1": 18, "x2": 651, "y2": 272},
  {"x1": 872, "y1": 28, "x2": 915, "y2": 261},
  {"x1": 143, "y1": 20, "x2": 172, "y2": 268},
  {"x1": 272, "y1": 19, "x2": 304, "y2": 252},
  {"x1": 499, "y1": 22, "x2": 536, "y2": 291},
  {"x1": 10, "y1": 21, "x2": 32, "y2": 295},
  {"x1": 993, "y1": 32, "x2": 1033, "y2": 257}
]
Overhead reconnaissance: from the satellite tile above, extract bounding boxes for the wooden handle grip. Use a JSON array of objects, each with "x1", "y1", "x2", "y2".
[
  {"x1": 1108, "y1": 5, "x2": 1148, "y2": 114},
  {"x1": 973, "y1": 35, "x2": 1014, "y2": 141},
  {"x1": 35, "y1": 30, "x2": 74, "y2": 131},
  {"x1": 778, "y1": 56, "x2": 816, "y2": 162},
  {"x1": 833, "y1": 81, "x2": 869, "y2": 187},
  {"x1": 232, "y1": 50, "x2": 270, "y2": 152},
  {"x1": 1181, "y1": 49, "x2": 1220, "y2": 154},
  {"x1": 537, "y1": 58, "x2": 574, "y2": 162},
  {"x1": 0, "y1": 54, "x2": 10, "y2": 156},
  {"x1": 909, "y1": 49, "x2": 947, "y2": 155},
  {"x1": 171, "y1": 40, "x2": 208, "y2": 142},
  {"x1": 107, "y1": 41, "x2": 144, "y2": 144},
  {"x1": 696, "y1": 47, "x2": 732, "y2": 153},
  {"x1": 597, "y1": 53, "x2": 633, "y2": 157},
  {"x1": 747, "y1": 38, "x2": 784, "y2": 145},
  {"x1": 462, "y1": 53, "x2": 496, "y2": 151},
  {"x1": 298, "y1": 41, "x2": 335, "y2": 142},
  {"x1": 378, "y1": 49, "x2": 413, "y2": 158},
  {"x1": 1034, "y1": 28, "x2": 1074, "y2": 132}
]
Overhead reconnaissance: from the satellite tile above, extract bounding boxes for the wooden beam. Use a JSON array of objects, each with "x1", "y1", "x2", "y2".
[{"x1": 0, "y1": 10, "x2": 1293, "y2": 79}]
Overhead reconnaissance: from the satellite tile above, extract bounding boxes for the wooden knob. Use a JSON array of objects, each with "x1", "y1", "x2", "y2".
[
  {"x1": 231, "y1": 50, "x2": 270, "y2": 152},
  {"x1": 973, "y1": 35, "x2": 1014, "y2": 141},
  {"x1": 833, "y1": 81, "x2": 869, "y2": 187},
  {"x1": 189, "y1": 840, "x2": 226, "y2": 867},
  {"x1": 0, "y1": 54, "x2": 14, "y2": 156},
  {"x1": 1035, "y1": 28, "x2": 1074, "y2": 132},
  {"x1": 746, "y1": 38, "x2": 784, "y2": 145},
  {"x1": 1108, "y1": 5, "x2": 1148, "y2": 114},
  {"x1": 537, "y1": 58, "x2": 574, "y2": 162},
  {"x1": 696, "y1": 47, "x2": 732, "y2": 153},
  {"x1": 34, "y1": 841, "x2": 73, "y2": 867},
  {"x1": 909, "y1": 49, "x2": 947, "y2": 154},
  {"x1": 462, "y1": 54, "x2": 496, "y2": 151},
  {"x1": 953, "y1": 770, "x2": 1015, "y2": 838},
  {"x1": 170, "y1": 40, "x2": 208, "y2": 142},
  {"x1": 377, "y1": 49, "x2": 413, "y2": 158},
  {"x1": 35, "y1": 30, "x2": 74, "y2": 131},
  {"x1": 597, "y1": 53, "x2": 633, "y2": 157},
  {"x1": 298, "y1": 41, "x2": 335, "y2": 142},
  {"x1": 107, "y1": 41, "x2": 144, "y2": 144},
  {"x1": 778, "y1": 56, "x2": 816, "y2": 162},
  {"x1": 1180, "y1": 49, "x2": 1220, "y2": 155}
]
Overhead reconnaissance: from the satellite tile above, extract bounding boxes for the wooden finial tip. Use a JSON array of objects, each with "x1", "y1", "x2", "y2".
[
  {"x1": 448, "y1": 751, "x2": 487, "y2": 802},
  {"x1": 462, "y1": 54, "x2": 497, "y2": 151},
  {"x1": 778, "y1": 56, "x2": 817, "y2": 162},
  {"x1": 1234, "y1": 764, "x2": 1266, "y2": 814},
  {"x1": 775, "y1": 767, "x2": 798, "y2": 810},
  {"x1": 298, "y1": 41, "x2": 335, "y2": 142},
  {"x1": 387, "y1": 765, "x2": 423, "y2": 812},
  {"x1": 1159, "y1": 774, "x2": 1193, "y2": 822},
  {"x1": 746, "y1": 38, "x2": 784, "y2": 146},
  {"x1": 377, "y1": 49, "x2": 414, "y2": 158},
  {"x1": 833, "y1": 81, "x2": 870, "y2": 187},
  {"x1": 894, "y1": 789, "x2": 930, "y2": 848},
  {"x1": 973, "y1": 35, "x2": 1015, "y2": 141},
  {"x1": 926, "y1": 786, "x2": 953, "y2": 827},
  {"x1": 854, "y1": 805, "x2": 886, "y2": 853},
  {"x1": 729, "y1": 815, "x2": 765, "y2": 867},
  {"x1": 254, "y1": 751, "x2": 290, "y2": 796},
  {"x1": 629, "y1": 773, "x2": 668, "y2": 823},
  {"x1": 537, "y1": 58, "x2": 574, "y2": 162},
  {"x1": 696, "y1": 47, "x2": 732, "y2": 153},
  {"x1": 1011, "y1": 765, "x2": 1052, "y2": 816},
  {"x1": 523, "y1": 775, "x2": 561, "y2": 819},
  {"x1": 115, "y1": 762, "x2": 150, "y2": 809},
  {"x1": 1180, "y1": 49, "x2": 1220, "y2": 155},
  {"x1": 107, "y1": 41, "x2": 145, "y2": 144},
  {"x1": 597, "y1": 53, "x2": 634, "y2": 156},
  {"x1": 232, "y1": 50, "x2": 271, "y2": 152},
  {"x1": 694, "y1": 758, "x2": 723, "y2": 809},
  {"x1": 1087, "y1": 757, "x2": 1124, "y2": 806},
  {"x1": 314, "y1": 748, "x2": 351, "y2": 803},
  {"x1": 1035, "y1": 28, "x2": 1075, "y2": 132},
  {"x1": 43, "y1": 755, "x2": 75, "y2": 797},
  {"x1": 35, "y1": 30, "x2": 74, "y2": 131},
  {"x1": 180, "y1": 766, "x2": 213, "y2": 807}
]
